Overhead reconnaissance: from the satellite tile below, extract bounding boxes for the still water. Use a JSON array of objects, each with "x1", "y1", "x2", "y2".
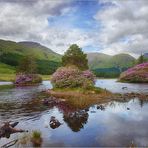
[{"x1": 0, "y1": 79, "x2": 148, "y2": 147}]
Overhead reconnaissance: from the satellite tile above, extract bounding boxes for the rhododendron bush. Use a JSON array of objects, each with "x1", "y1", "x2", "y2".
[
  {"x1": 14, "y1": 74, "x2": 42, "y2": 86},
  {"x1": 119, "y1": 62, "x2": 148, "y2": 83},
  {"x1": 51, "y1": 66, "x2": 95, "y2": 88}
]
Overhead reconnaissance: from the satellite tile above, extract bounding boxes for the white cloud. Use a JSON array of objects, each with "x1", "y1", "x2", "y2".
[
  {"x1": 95, "y1": 0, "x2": 148, "y2": 57},
  {"x1": 0, "y1": 0, "x2": 89, "y2": 54},
  {"x1": 0, "y1": 0, "x2": 148, "y2": 56}
]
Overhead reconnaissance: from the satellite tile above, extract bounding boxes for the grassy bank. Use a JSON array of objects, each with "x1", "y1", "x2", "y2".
[
  {"x1": 0, "y1": 74, "x2": 51, "y2": 81},
  {"x1": 0, "y1": 84, "x2": 14, "y2": 90}
]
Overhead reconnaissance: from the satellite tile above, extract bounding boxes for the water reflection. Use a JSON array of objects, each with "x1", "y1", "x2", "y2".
[
  {"x1": 63, "y1": 110, "x2": 88, "y2": 132},
  {"x1": 95, "y1": 79, "x2": 148, "y2": 93},
  {"x1": 0, "y1": 80, "x2": 148, "y2": 147}
]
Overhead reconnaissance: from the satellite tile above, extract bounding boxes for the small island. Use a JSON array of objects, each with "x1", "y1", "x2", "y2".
[
  {"x1": 44, "y1": 44, "x2": 113, "y2": 109},
  {"x1": 119, "y1": 62, "x2": 148, "y2": 83},
  {"x1": 14, "y1": 55, "x2": 42, "y2": 86}
]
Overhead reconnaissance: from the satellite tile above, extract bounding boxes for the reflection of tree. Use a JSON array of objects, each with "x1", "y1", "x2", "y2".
[
  {"x1": 139, "y1": 99, "x2": 144, "y2": 108},
  {"x1": 63, "y1": 110, "x2": 89, "y2": 132}
]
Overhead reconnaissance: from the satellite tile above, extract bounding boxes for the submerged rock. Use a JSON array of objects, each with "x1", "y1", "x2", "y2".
[
  {"x1": 49, "y1": 116, "x2": 62, "y2": 129},
  {"x1": 97, "y1": 105, "x2": 105, "y2": 110}
]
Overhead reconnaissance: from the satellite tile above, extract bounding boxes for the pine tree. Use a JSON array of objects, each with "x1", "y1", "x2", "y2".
[
  {"x1": 62, "y1": 44, "x2": 88, "y2": 70},
  {"x1": 137, "y1": 53, "x2": 144, "y2": 64},
  {"x1": 17, "y1": 55, "x2": 37, "y2": 74}
]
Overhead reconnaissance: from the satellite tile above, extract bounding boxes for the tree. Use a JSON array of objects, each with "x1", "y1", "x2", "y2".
[
  {"x1": 137, "y1": 53, "x2": 144, "y2": 64},
  {"x1": 62, "y1": 44, "x2": 88, "y2": 70},
  {"x1": 17, "y1": 55, "x2": 37, "y2": 74}
]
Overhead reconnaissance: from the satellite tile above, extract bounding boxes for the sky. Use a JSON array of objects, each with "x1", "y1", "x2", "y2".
[{"x1": 0, "y1": 0, "x2": 148, "y2": 57}]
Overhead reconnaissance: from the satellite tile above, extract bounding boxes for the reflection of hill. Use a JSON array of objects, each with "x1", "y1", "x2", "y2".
[
  {"x1": 0, "y1": 97, "x2": 50, "y2": 121},
  {"x1": 63, "y1": 110, "x2": 89, "y2": 132}
]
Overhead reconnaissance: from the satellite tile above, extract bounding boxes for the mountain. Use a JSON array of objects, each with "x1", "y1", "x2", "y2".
[
  {"x1": 87, "y1": 53, "x2": 111, "y2": 69},
  {"x1": 18, "y1": 41, "x2": 61, "y2": 61},
  {"x1": 144, "y1": 53, "x2": 148, "y2": 58},
  {"x1": 87, "y1": 53, "x2": 135, "y2": 69},
  {"x1": 0, "y1": 38, "x2": 137, "y2": 76},
  {"x1": 0, "y1": 39, "x2": 61, "y2": 74}
]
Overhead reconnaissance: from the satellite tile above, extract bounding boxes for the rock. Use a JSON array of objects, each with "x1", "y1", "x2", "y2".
[
  {"x1": 122, "y1": 87, "x2": 127, "y2": 89},
  {"x1": 49, "y1": 116, "x2": 62, "y2": 129},
  {"x1": 97, "y1": 105, "x2": 105, "y2": 110},
  {"x1": 85, "y1": 108, "x2": 89, "y2": 112},
  {"x1": 90, "y1": 111, "x2": 96, "y2": 113},
  {"x1": 127, "y1": 107, "x2": 130, "y2": 110}
]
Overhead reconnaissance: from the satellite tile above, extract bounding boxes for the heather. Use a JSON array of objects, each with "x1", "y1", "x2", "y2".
[
  {"x1": 51, "y1": 66, "x2": 95, "y2": 89},
  {"x1": 119, "y1": 62, "x2": 148, "y2": 83},
  {"x1": 14, "y1": 74, "x2": 42, "y2": 86}
]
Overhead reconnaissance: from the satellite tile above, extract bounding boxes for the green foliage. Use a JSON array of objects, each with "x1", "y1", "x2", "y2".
[
  {"x1": 0, "y1": 84, "x2": 14, "y2": 90},
  {"x1": 62, "y1": 44, "x2": 88, "y2": 70},
  {"x1": 137, "y1": 54, "x2": 144, "y2": 64},
  {"x1": 31, "y1": 130, "x2": 42, "y2": 147},
  {"x1": 0, "y1": 63, "x2": 16, "y2": 74},
  {"x1": 93, "y1": 67, "x2": 128, "y2": 78},
  {"x1": 0, "y1": 53, "x2": 23, "y2": 66},
  {"x1": 37, "y1": 60, "x2": 61, "y2": 74},
  {"x1": 17, "y1": 55, "x2": 37, "y2": 74},
  {"x1": 0, "y1": 39, "x2": 61, "y2": 75},
  {"x1": 32, "y1": 131, "x2": 41, "y2": 139},
  {"x1": 88, "y1": 53, "x2": 135, "y2": 70}
]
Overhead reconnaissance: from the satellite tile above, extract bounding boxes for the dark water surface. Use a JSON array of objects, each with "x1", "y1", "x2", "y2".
[{"x1": 0, "y1": 80, "x2": 148, "y2": 147}]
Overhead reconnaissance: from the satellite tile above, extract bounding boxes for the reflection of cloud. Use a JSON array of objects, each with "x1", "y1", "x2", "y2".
[{"x1": 95, "y1": 99, "x2": 148, "y2": 146}]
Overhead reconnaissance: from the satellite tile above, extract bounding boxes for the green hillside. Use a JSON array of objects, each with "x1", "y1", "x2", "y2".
[
  {"x1": 0, "y1": 39, "x2": 137, "y2": 77},
  {"x1": 0, "y1": 39, "x2": 62, "y2": 74},
  {"x1": 87, "y1": 53, "x2": 111, "y2": 69},
  {"x1": 109, "y1": 53, "x2": 135, "y2": 68},
  {"x1": 87, "y1": 53, "x2": 135, "y2": 69},
  {"x1": 88, "y1": 53, "x2": 136, "y2": 78},
  {"x1": 0, "y1": 62, "x2": 15, "y2": 74}
]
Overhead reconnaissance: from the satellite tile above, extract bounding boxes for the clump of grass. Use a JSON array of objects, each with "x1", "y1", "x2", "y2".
[
  {"x1": 32, "y1": 131, "x2": 41, "y2": 139},
  {"x1": 0, "y1": 74, "x2": 15, "y2": 81},
  {"x1": 0, "y1": 84, "x2": 14, "y2": 90},
  {"x1": 49, "y1": 87, "x2": 112, "y2": 109},
  {"x1": 17, "y1": 133, "x2": 31, "y2": 147},
  {"x1": 31, "y1": 130, "x2": 42, "y2": 147}
]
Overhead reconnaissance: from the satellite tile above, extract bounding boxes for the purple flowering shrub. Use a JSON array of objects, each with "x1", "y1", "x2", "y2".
[
  {"x1": 14, "y1": 74, "x2": 42, "y2": 86},
  {"x1": 51, "y1": 66, "x2": 95, "y2": 88},
  {"x1": 119, "y1": 62, "x2": 148, "y2": 83}
]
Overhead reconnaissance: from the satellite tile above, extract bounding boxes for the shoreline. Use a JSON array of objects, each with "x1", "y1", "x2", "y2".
[{"x1": 44, "y1": 88, "x2": 148, "y2": 109}]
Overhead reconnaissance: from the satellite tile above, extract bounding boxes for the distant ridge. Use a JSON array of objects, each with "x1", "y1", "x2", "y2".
[
  {"x1": 0, "y1": 39, "x2": 61, "y2": 74},
  {"x1": 87, "y1": 52, "x2": 135, "y2": 69}
]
